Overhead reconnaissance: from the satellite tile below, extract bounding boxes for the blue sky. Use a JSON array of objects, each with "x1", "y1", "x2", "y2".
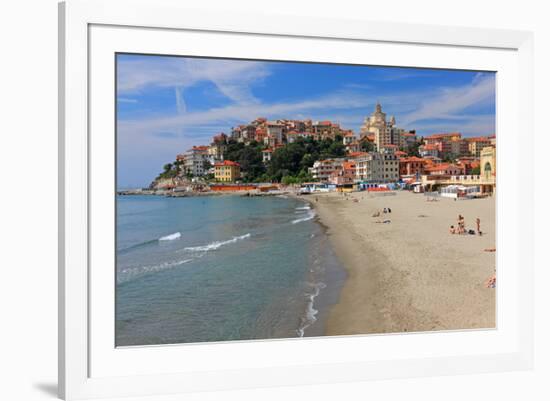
[{"x1": 117, "y1": 54, "x2": 495, "y2": 188}]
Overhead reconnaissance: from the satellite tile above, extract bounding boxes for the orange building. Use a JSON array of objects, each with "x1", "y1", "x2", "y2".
[{"x1": 399, "y1": 156, "x2": 426, "y2": 177}]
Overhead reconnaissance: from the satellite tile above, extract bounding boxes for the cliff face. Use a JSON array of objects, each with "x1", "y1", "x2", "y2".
[{"x1": 150, "y1": 177, "x2": 177, "y2": 190}]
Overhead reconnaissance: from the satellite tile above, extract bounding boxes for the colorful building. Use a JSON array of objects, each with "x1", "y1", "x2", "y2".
[
  {"x1": 399, "y1": 156, "x2": 426, "y2": 178},
  {"x1": 214, "y1": 160, "x2": 241, "y2": 182}
]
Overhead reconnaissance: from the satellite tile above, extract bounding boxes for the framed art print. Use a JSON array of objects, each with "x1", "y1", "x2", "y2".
[{"x1": 59, "y1": 0, "x2": 534, "y2": 399}]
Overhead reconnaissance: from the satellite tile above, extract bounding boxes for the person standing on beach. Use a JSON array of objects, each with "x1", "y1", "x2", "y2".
[{"x1": 476, "y1": 217, "x2": 481, "y2": 235}]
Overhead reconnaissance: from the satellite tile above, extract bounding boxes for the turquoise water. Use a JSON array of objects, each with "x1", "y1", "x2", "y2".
[{"x1": 115, "y1": 195, "x2": 345, "y2": 346}]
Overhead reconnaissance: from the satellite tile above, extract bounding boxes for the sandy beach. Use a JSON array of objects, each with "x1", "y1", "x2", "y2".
[{"x1": 310, "y1": 191, "x2": 496, "y2": 335}]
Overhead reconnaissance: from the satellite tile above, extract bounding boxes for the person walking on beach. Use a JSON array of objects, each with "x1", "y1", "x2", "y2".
[
  {"x1": 457, "y1": 214, "x2": 465, "y2": 234},
  {"x1": 476, "y1": 217, "x2": 481, "y2": 235}
]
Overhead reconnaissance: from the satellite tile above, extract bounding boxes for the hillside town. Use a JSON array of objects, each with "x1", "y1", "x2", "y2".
[{"x1": 140, "y1": 103, "x2": 496, "y2": 197}]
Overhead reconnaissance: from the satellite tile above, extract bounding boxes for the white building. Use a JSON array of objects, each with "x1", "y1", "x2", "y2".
[
  {"x1": 310, "y1": 159, "x2": 344, "y2": 182},
  {"x1": 355, "y1": 152, "x2": 383, "y2": 182},
  {"x1": 183, "y1": 146, "x2": 209, "y2": 177},
  {"x1": 261, "y1": 148, "x2": 273, "y2": 163},
  {"x1": 354, "y1": 148, "x2": 399, "y2": 183}
]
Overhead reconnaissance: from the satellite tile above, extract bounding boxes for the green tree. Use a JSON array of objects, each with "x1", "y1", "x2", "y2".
[{"x1": 237, "y1": 146, "x2": 265, "y2": 182}]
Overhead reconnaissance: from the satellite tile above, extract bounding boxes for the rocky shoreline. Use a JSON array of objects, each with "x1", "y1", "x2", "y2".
[{"x1": 117, "y1": 188, "x2": 295, "y2": 198}]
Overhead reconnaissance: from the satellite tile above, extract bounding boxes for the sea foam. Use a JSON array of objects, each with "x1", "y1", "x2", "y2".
[
  {"x1": 292, "y1": 210, "x2": 315, "y2": 224},
  {"x1": 297, "y1": 282, "x2": 327, "y2": 337},
  {"x1": 184, "y1": 233, "x2": 251, "y2": 252},
  {"x1": 118, "y1": 258, "x2": 193, "y2": 283},
  {"x1": 159, "y1": 232, "x2": 181, "y2": 241}
]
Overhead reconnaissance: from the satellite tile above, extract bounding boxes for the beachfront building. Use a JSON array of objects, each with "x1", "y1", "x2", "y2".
[
  {"x1": 360, "y1": 102, "x2": 405, "y2": 151},
  {"x1": 355, "y1": 152, "x2": 383, "y2": 182},
  {"x1": 310, "y1": 159, "x2": 344, "y2": 181},
  {"x1": 214, "y1": 160, "x2": 241, "y2": 182},
  {"x1": 182, "y1": 145, "x2": 209, "y2": 177},
  {"x1": 467, "y1": 136, "x2": 493, "y2": 157},
  {"x1": 399, "y1": 156, "x2": 426, "y2": 178},
  {"x1": 420, "y1": 146, "x2": 496, "y2": 194},
  {"x1": 380, "y1": 146, "x2": 400, "y2": 182},
  {"x1": 480, "y1": 145, "x2": 496, "y2": 192},
  {"x1": 328, "y1": 161, "x2": 356, "y2": 185}
]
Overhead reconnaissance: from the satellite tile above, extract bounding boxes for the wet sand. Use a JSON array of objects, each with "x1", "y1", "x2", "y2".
[{"x1": 311, "y1": 191, "x2": 496, "y2": 335}]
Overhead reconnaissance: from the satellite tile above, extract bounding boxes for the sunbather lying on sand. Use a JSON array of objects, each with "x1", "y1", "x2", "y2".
[
  {"x1": 485, "y1": 274, "x2": 496, "y2": 288},
  {"x1": 375, "y1": 219, "x2": 391, "y2": 224}
]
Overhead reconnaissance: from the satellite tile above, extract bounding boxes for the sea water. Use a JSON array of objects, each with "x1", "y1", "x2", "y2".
[{"x1": 115, "y1": 195, "x2": 345, "y2": 346}]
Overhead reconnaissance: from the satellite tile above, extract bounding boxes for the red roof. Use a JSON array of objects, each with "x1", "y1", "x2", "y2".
[
  {"x1": 466, "y1": 136, "x2": 492, "y2": 142},
  {"x1": 425, "y1": 132, "x2": 461, "y2": 139},
  {"x1": 343, "y1": 161, "x2": 356, "y2": 170},
  {"x1": 214, "y1": 160, "x2": 240, "y2": 167},
  {"x1": 348, "y1": 151, "x2": 368, "y2": 158},
  {"x1": 400, "y1": 156, "x2": 425, "y2": 163}
]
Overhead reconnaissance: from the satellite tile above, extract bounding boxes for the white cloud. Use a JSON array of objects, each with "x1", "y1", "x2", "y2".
[
  {"x1": 400, "y1": 74, "x2": 495, "y2": 126},
  {"x1": 117, "y1": 97, "x2": 138, "y2": 103},
  {"x1": 117, "y1": 57, "x2": 270, "y2": 105},
  {"x1": 118, "y1": 73, "x2": 496, "y2": 148}
]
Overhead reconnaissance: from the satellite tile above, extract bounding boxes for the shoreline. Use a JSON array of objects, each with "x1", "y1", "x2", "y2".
[{"x1": 311, "y1": 191, "x2": 496, "y2": 335}]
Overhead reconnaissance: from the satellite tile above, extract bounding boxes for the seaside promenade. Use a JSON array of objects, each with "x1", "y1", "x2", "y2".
[{"x1": 311, "y1": 191, "x2": 496, "y2": 335}]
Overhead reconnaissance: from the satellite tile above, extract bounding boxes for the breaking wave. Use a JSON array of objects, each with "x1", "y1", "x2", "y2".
[
  {"x1": 159, "y1": 232, "x2": 181, "y2": 241},
  {"x1": 292, "y1": 210, "x2": 315, "y2": 224},
  {"x1": 118, "y1": 258, "x2": 193, "y2": 283},
  {"x1": 184, "y1": 233, "x2": 251, "y2": 252}
]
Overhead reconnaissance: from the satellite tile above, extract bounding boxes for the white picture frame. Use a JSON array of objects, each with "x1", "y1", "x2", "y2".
[{"x1": 59, "y1": 0, "x2": 534, "y2": 399}]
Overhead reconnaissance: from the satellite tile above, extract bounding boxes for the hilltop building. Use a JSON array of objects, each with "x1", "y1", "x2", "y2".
[{"x1": 360, "y1": 103, "x2": 405, "y2": 151}]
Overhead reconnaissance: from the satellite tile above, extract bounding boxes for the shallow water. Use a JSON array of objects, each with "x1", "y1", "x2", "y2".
[{"x1": 115, "y1": 195, "x2": 345, "y2": 346}]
